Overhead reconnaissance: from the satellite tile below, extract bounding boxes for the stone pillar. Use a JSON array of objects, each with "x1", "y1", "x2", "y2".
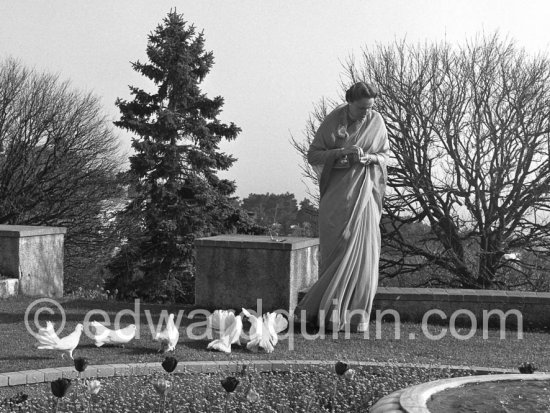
[
  {"x1": 195, "y1": 235, "x2": 319, "y2": 315},
  {"x1": 0, "y1": 225, "x2": 66, "y2": 298}
]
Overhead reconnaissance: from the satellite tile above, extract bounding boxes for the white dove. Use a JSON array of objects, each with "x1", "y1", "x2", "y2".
[
  {"x1": 241, "y1": 308, "x2": 288, "y2": 353},
  {"x1": 89, "y1": 321, "x2": 136, "y2": 347},
  {"x1": 35, "y1": 321, "x2": 83, "y2": 359},
  {"x1": 153, "y1": 313, "x2": 179, "y2": 352},
  {"x1": 206, "y1": 310, "x2": 243, "y2": 354}
]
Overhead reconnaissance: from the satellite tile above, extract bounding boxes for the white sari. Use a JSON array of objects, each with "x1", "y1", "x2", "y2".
[{"x1": 297, "y1": 104, "x2": 389, "y2": 331}]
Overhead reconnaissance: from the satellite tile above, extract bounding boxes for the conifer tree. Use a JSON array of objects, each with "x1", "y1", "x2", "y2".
[{"x1": 108, "y1": 11, "x2": 255, "y2": 302}]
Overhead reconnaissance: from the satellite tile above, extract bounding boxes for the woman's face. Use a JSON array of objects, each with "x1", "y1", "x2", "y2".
[{"x1": 349, "y1": 97, "x2": 374, "y2": 121}]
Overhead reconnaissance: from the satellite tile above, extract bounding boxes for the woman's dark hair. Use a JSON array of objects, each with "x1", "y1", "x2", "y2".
[{"x1": 345, "y1": 82, "x2": 378, "y2": 103}]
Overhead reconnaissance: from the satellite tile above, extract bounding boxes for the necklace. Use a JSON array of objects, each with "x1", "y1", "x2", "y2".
[{"x1": 346, "y1": 106, "x2": 366, "y2": 133}]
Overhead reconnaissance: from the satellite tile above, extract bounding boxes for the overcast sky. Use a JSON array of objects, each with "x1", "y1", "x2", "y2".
[{"x1": 2, "y1": 0, "x2": 550, "y2": 201}]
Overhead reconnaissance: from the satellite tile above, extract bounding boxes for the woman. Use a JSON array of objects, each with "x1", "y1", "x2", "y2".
[{"x1": 296, "y1": 82, "x2": 389, "y2": 332}]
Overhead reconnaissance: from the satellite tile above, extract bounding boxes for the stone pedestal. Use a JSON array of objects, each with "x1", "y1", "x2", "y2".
[
  {"x1": 195, "y1": 235, "x2": 319, "y2": 315},
  {"x1": 0, "y1": 225, "x2": 66, "y2": 298}
]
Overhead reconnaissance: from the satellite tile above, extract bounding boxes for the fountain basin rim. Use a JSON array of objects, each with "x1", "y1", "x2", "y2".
[{"x1": 399, "y1": 372, "x2": 550, "y2": 413}]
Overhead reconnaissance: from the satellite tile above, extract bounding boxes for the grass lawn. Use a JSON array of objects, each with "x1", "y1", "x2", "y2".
[{"x1": 0, "y1": 296, "x2": 547, "y2": 374}]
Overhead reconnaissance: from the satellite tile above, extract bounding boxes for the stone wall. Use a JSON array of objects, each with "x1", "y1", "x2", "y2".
[
  {"x1": 192, "y1": 232, "x2": 550, "y2": 330},
  {"x1": 296, "y1": 286, "x2": 550, "y2": 329},
  {"x1": 0, "y1": 225, "x2": 66, "y2": 298},
  {"x1": 372, "y1": 287, "x2": 550, "y2": 329}
]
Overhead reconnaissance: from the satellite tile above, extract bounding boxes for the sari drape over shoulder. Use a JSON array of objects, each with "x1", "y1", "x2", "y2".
[{"x1": 297, "y1": 104, "x2": 389, "y2": 331}]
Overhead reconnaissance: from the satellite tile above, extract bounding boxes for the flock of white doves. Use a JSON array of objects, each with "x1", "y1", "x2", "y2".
[{"x1": 33, "y1": 308, "x2": 289, "y2": 359}]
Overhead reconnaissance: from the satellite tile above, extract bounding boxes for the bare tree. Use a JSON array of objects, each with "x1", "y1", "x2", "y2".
[
  {"x1": 0, "y1": 58, "x2": 125, "y2": 290},
  {"x1": 294, "y1": 34, "x2": 550, "y2": 290},
  {"x1": 290, "y1": 98, "x2": 336, "y2": 205}
]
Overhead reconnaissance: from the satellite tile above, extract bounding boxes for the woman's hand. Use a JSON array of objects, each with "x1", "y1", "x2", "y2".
[
  {"x1": 340, "y1": 145, "x2": 364, "y2": 157},
  {"x1": 360, "y1": 154, "x2": 378, "y2": 165}
]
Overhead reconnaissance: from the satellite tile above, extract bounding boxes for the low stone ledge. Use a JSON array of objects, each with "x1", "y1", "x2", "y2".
[
  {"x1": 200, "y1": 361, "x2": 221, "y2": 373},
  {"x1": 0, "y1": 359, "x2": 521, "y2": 399},
  {"x1": 38, "y1": 368, "x2": 65, "y2": 381},
  {"x1": 175, "y1": 361, "x2": 203, "y2": 373},
  {"x1": 80, "y1": 366, "x2": 99, "y2": 379},
  {"x1": 220, "y1": 362, "x2": 244, "y2": 374},
  {"x1": 109, "y1": 363, "x2": 133, "y2": 376},
  {"x1": 143, "y1": 362, "x2": 164, "y2": 374},
  {"x1": 17, "y1": 370, "x2": 44, "y2": 384},
  {"x1": 95, "y1": 365, "x2": 115, "y2": 377},
  {"x1": 243, "y1": 360, "x2": 273, "y2": 372},
  {"x1": 6, "y1": 372, "x2": 26, "y2": 386},
  {"x1": 270, "y1": 360, "x2": 295, "y2": 372},
  {"x1": 58, "y1": 367, "x2": 79, "y2": 379},
  {"x1": 352, "y1": 287, "x2": 550, "y2": 328},
  {"x1": 375, "y1": 287, "x2": 550, "y2": 303},
  {"x1": 127, "y1": 363, "x2": 150, "y2": 376},
  {"x1": 299, "y1": 360, "x2": 332, "y2": 372}
]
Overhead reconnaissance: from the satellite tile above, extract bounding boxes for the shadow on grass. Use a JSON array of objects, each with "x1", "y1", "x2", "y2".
[
  {"x1": 77, "y1": 343, "x2": 107, "y2": 349},
  {"x1": 179, "y1": 338, "x2": 256, "y2": 358},
  {"x1": 0, "y1": 313, "x2": 26, "y2": 324},
  {"x1": 61, "y1": 299, "x2": 196, "y2": 314},
  {"x1": 0, "y1": 297, "x2": 205, "y2": 333},
  {"x1": 0, "y1": 312, "x2": 84, "y2": 325},
  {"x1": 0, "y1": 312, "x2": 110, "y2": 325},
  {"x1": 290, "y1": 320, "x2": 322, "y2": 336},
  {"x1": 180, "y1": 339, "x2": 210, "y2": 352},
  {"x1": 0, "y1": 355, "x2": 54, "y2": 361},
  {"x1": 124, "y1": 345, "x2": 160, "y2": 356}
]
